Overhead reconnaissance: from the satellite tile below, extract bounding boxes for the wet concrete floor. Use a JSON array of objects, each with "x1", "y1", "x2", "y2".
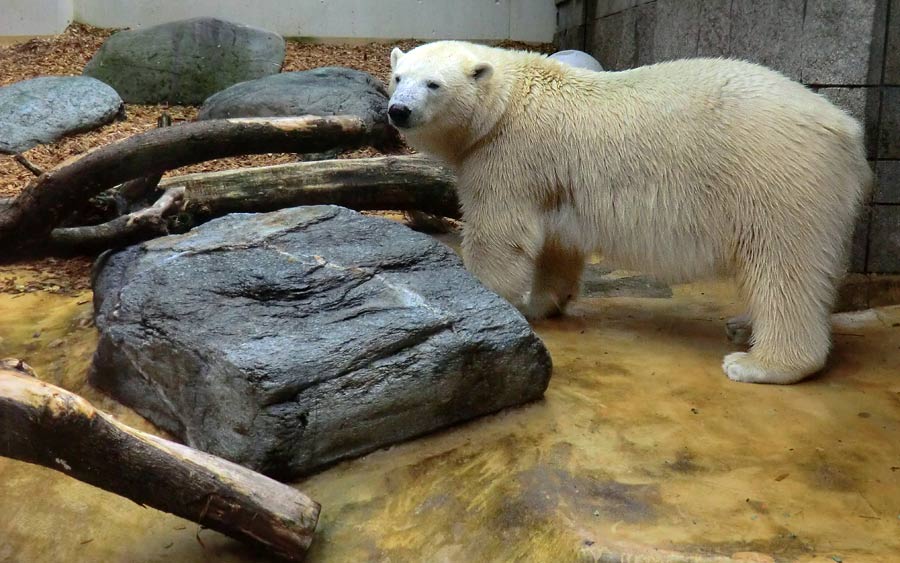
[{"x1": 1, "y1": 264, "x2": 898, "y2": 563}]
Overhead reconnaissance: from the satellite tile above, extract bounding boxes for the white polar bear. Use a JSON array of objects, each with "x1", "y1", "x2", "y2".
[{"x1": 387, "y1": 41, "x2": 870, "y2": 385}]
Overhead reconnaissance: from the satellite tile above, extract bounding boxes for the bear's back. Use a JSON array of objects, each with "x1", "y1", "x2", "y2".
[{"x1": 523, "y1": 55, "x2": 862, "y2": 146}]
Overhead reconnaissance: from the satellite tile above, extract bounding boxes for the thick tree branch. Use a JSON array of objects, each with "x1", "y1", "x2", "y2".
[
  {"x1": 0, "y1": 366, "x2": 320, "y2": 561},
  {"x1": 0, "y1": 115, "x2": 387, "y2": 257},
  {"x1": 166, "y1": 154, "x2": 460, "y2": 220}
]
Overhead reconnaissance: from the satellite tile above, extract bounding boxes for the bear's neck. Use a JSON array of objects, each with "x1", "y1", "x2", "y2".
[{"x1": 424, "y1": 83, "x2": 517, "y2": 166}]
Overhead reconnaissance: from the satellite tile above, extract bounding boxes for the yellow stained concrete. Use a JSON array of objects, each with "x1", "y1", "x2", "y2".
[{"x1": 0, "y1": 267, "x2": 898, "y2": 563}]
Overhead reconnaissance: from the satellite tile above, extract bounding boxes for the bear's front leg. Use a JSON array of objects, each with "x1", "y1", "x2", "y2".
[
  {"x1": 456, "y1": 173, "x2": 573, "y2": 320},
  {"x1": 461, "y1": 216, "x2": 580, "y2": 320},
  {"x1": 461, "y1": 223, "x2": 537, "y2": 317}
]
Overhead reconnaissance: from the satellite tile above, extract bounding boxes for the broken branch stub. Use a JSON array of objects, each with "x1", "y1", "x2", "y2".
[
  {"x1": 0, "y1": 367, "x2": 320, "y2": 561},
  {"x1": 50, "y1": 186, "x2": 186, "y2": 253}
]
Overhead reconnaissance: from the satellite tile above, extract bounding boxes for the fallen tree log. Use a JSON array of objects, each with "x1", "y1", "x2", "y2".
[
  {"x1": 0, "y1": 365, "x2": 320, "y2": 561},
  {"x1": 0, "y1": 115, "x2": 385, "y2": 257},
  {"x1": 162, "y1": 154, "x2": 460, "y2": 221}
]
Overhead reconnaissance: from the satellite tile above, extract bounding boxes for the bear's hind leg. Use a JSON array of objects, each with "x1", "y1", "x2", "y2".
[
  {"x1": 526, "y1": 235, "x2": 585, "y2": 319},
  {"x1": 724, "y1": 250, "x2": 835, "y2": 384}
]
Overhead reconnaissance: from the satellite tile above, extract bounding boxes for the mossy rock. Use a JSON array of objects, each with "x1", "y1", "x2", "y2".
[{"x1": 83, "y1": 17, "x2": 285, "y2": 105}]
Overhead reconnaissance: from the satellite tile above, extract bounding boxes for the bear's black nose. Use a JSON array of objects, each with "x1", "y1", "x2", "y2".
[{"x1": 388, "y1": 104, "x2": 412, "y2": 127}]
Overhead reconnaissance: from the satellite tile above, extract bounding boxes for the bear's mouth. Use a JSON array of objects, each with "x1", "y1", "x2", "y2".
[{"x1": 388, "y1": 118, "x2": 411, "y2": 130}]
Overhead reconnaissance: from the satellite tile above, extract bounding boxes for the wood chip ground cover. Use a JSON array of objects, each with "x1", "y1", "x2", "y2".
[{"x1": 0, "y1": 23, "x2": 549, "y2": 286}]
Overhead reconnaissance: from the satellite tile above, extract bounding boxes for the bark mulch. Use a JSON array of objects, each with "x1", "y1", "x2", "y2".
[{"x1": 0, "y1": 23, "x2": 550, "y2": 288}]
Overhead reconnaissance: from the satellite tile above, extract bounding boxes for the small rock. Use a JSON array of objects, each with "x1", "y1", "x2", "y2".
[
  {"x1": 83, "y1": 18, "x2": 285, "y2": 104},
  {"x1": 581, "y1": 264, "x2": 672, "y2": 299},
  {"x1": 550, "y1": 50, "x2": 604, "y2": 72},
  {"x1": 0, "y1": 76, "x2": 123, "y2": 154}
]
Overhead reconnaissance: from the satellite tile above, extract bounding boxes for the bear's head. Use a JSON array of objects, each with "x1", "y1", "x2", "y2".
[{"x1": 388, "y1": 41, "x2": 501, "y2": 161}]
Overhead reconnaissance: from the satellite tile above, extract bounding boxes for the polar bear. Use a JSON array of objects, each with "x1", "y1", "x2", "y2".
[{"x1": 387, "y1": 41, "x2": 870, "y2": 385}]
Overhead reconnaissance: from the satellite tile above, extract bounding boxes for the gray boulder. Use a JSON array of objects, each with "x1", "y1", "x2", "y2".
[
  {"x1": 550, "y1": 50, "x2": 605, "y2": 71},
  {"x1": 83, "y1": 17, "x2": 285, "y2": 105},
  {"x1": 90, "y1": 206, "x2": 552, "y2": 478},
  {"x1": 0, "y1": 76, "x2": 123, "y2": 154},
  {"x1": 198, "y1": 67, "x2": 389, "y2": 131},
  {"x1": 581, "y1": 264, "x2": 672, "y2": 299}
]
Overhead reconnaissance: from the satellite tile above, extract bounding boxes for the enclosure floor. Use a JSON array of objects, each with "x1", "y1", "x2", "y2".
[{"x1": 1, "y1": 266, "x2": 898, "y2": 562}]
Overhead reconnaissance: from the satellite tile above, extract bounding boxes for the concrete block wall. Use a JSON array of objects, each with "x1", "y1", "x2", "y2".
[
  {"x1": 1, "y1": 0, "x2": 556, "y2": 43},
  {"x1": 555, "y1": 0, "x2": 899, "y2": 273},
  {"x1": 0, "y1": 0, "x2": 74, "y2": 38}
]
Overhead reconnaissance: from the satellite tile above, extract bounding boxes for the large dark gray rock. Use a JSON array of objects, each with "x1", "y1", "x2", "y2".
[
  {"x1": 0, "y1": 76, "x2": 123, "y2": 154},
  {"x1": 83, "y1": 18, "x2": 285, "y2": 105},
  {"x1": 90, "y1": 206, "x2": 552, "y2": 478},
  {"x1": 197, "y1": 67, "x2": 389, "y2": 130},
  {"x1": 581, "y1": 265, "x2": 672, "y2": 299}
]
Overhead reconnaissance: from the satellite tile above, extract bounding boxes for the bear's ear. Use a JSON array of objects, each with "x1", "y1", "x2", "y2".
[
  {"x1": 472, "y1": 62, "x2": 494, "y2": 81},
  {"x1": 391, "y1": 48, "x2": 405, "y2": 70}
]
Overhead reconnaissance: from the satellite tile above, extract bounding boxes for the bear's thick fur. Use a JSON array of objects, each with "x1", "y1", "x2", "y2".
[{"x1": 388, "y1": 41, "x2": 870, "y2": 384}]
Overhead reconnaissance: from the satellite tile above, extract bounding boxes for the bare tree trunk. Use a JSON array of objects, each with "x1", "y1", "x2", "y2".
[
  {"x1": 0, "y1": 116, "x2": 386, "y2": 257},
  {"x1": 0, "y1": 365, "x2": 320, "y2": 561}
]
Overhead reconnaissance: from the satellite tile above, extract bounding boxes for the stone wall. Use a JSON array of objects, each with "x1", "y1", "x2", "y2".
[
  {"x1": 1, "y1": 0, "x2": 555, "y2": 43},
  {"x1": 555, "y1": 0, "x2": 899, "y2": 273}
]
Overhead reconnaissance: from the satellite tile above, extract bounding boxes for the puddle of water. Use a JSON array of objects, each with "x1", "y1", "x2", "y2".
[{"x1": 1, "y1": 266, "x2": 899, "y2": 562}]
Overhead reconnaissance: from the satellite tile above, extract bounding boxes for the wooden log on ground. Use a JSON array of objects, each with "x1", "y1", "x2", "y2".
[
  {"x1": 161, "y1": 154, "x2": 460, "y2": 221},
  {"x1": 0, "y1": 115, "x2": 385, "y2": 257},
  {"x1": 0, "y1": 365, "x2": 320, "y2": 561}
]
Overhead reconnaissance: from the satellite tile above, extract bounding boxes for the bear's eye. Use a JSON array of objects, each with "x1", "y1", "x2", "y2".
[
  {"x1": 427, "y1": 81, "x2": 440, "y2": 90},
  {"x1": 395, "y1": 76, "x2": 401, "y2": 84}
]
